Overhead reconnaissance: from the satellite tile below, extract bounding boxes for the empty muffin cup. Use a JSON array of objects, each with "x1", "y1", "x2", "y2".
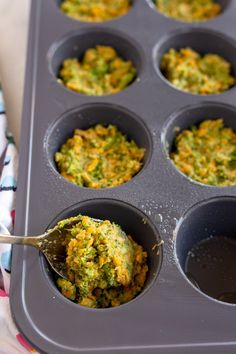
[{"x1": 175, "y1": 197, "x2": 236, "y2": 304}]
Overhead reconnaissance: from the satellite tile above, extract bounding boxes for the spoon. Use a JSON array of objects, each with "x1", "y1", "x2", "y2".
[{"x1": 0, "y1": 217, "x2": 85, "y2": 279}]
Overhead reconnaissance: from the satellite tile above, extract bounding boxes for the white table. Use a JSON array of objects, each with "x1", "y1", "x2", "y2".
[{"x1": 0, "y1": 0, "x2": 30, "y2": 147}]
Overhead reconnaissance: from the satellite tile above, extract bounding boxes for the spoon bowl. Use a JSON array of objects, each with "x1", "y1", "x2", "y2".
[{"x1": 0, "y1": 216, "x2": 93, "y2": 279}]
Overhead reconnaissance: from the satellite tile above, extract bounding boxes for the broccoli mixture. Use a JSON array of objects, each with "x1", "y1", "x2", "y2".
[
  {"x1": 58, "y1": 45, "x2": 136, "y2": 95},
  {"x1": 60, "y1": 0, "x2": 130, "y2": 22},
  {"x1": 155, "y1": 0, "x2": 221, "y2": 22},
  {"x1": 56, "y1": 216, "x2": 148, "y2": 308},
  {"x1": 161, "y1": 47, "x2": 235, "y2": 95},
  {"x1": 55, "y1": 124, "x2": 145, "y2": 188},
  {"x1": 171, "y1": 119, "x2": 236, "y2": 186}
]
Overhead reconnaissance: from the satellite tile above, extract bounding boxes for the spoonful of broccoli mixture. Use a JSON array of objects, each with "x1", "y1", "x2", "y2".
[
  {"x1": 0, "y1": 215, "x2": 149, "y2": 307},
  {"x1": 56, "y1": 215, "x2": 148, "y2": 308}
]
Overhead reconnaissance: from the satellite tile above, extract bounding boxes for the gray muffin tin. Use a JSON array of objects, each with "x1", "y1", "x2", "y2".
[{"x1": 10, "y1": 0, "x2": 236, "y2": 353}]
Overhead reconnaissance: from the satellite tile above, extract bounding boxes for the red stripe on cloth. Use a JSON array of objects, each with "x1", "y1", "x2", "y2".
[
  {"x1": 0, "y1": 289, "x2": 8, "y2": 297},
  {"x1": 16, "y1": 334, "x2": 36, "y2": 352}
]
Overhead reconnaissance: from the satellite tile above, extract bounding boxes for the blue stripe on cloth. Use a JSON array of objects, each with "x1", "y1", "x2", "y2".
[
  {"x1": 1, "y1": 251, "x2": 11, "y2": 272},
  {"x1": 0, "y1": 176, "x2": 17, "y2": 191},
  {"x1": 3, "y1": 156, "x2": 10, "y2": 166},
  {"x1": 0, "y1": 102, "x2": 5, "y2": 112},
  {"x1": 0, "y1": 186, "x2": 17, "y2": 192}
]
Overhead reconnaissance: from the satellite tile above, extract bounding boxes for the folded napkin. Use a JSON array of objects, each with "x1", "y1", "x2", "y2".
[{"x1": 0, "y1": 87, "x2": 38, "y2": 353}]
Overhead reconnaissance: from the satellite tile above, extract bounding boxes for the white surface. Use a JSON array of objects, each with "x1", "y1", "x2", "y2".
[{"x1": 0, "y1": 0, "x2": 30, "y2": 147}]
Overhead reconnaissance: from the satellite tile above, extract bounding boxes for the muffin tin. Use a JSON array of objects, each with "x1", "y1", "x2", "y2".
[{"x1": 11, "y1": 0, "x2": 236, "y2": 353}]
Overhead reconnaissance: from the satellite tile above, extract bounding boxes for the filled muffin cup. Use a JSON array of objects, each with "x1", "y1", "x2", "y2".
[
  {"x1": 42, "y1": 199, "x2": 163, "y2": 309},
  {"x1": 46, "y1": 103, "x2": 152, "y2": 189},
  {"x1": 162, "y1": 102, "x2": 236, "y2": 187},
  {"x1": 56, "y1": 0, "x2": 132, "y2": 23},
  {"x1": 48, "y1": 28, "x2": 143, "y2": 96},
  {"x1": 153, "y1": 29, "x2": 236, "y2": 95},
  {"x1": 148, "y1": 0, "x2": 231, "y2": 23}
]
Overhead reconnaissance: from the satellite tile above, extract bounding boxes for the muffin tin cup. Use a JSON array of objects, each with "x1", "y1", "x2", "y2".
[
  {"x1": 147, "y1": 0, "x2": 232, "y2": 23},
  {"x1": 43, "y1": 198, "x2": 162, "y2": 299},
  {"x1": 55, "y1": 0, "x2": 134, "y2": 23},
  {"x1": 153, "y1": 28, "x2": 236, "y2": 96},
  {"x1": 175, "y1": 197, "x2": 236, "y2": 304},
  {"x1": 48, "y1": 27, "x2": 144, "y2": 96},
  {"x1": 162, "y1": 101, "x2": 236, "y2": 188},
  {"x1": 46, "y1": 103, "x2": 153, "y2": 186},
  {"x1": 11, "y1": 0, "x2": 236, "y2": 353}
]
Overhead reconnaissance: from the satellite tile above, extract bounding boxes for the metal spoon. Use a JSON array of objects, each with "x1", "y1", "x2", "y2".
[{"x1": 0, "y1": 217, "x2": 85, "y2": 279}]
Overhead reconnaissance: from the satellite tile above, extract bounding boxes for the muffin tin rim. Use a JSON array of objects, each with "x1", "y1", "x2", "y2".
[{"x1": 11, "y1": 0, "x2": 236, "y2": 349}]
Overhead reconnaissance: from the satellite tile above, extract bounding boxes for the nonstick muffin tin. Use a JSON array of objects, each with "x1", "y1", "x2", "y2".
[{"x1": 11, "y1": 0, "x2": 236, "y2": 353}]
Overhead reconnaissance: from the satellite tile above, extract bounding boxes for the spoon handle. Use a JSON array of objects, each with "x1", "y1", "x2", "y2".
[{"x1": 0, "y1": 234, "x2": 43, "y2": 248}]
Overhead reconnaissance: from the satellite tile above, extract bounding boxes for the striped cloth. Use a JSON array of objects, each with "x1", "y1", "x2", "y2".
[{"x1": 0, "y1": 87, "x2": 38, "y2": 353}]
